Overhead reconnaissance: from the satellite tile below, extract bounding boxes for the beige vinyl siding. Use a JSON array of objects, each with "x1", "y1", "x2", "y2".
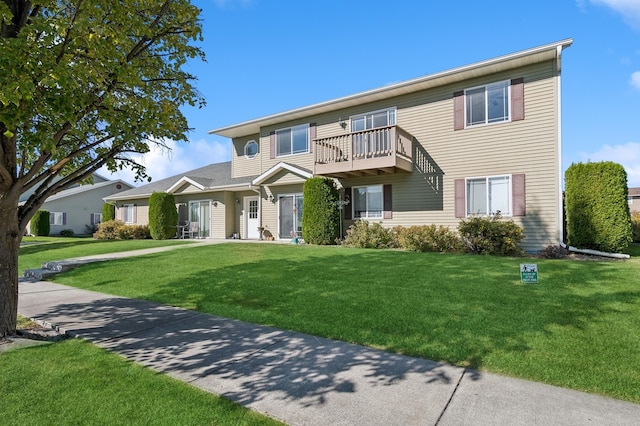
[
  {"x1": 116, "y1": 200, "x2": 149, "y2": 226},
  {"x1": 340, "y1": 61, "x2": 560, "y2": 252},
  {"x1": 232, "y1": 134, "x2": 260, "y2": 179},
  {"x1": 226, "y1": 59, "x2": 560, "y2": 251}
]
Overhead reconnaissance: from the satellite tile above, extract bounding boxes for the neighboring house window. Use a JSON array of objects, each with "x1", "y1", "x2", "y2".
[
  {"x1": 244, "y1": 140, "x2": 258, "y2": 159},
  {"x1": 466, "y1": 175, "x2": 511, "y2": 216},
  {"x1": 276, "y1": 124, "x2": 309, "y2": 156},
  {"x1": 465, "y1": 81, "x2": 510, "y2": 127},
  {"x1": 350, "y1": 107, "x2": 396, "y2": 131},
  {"x1": 90, "y1": 213, "x2": 102, "y2": 226},
  {"x1": 122, "y1": 204, "x2": 135, "y2": 223},
  {"x1": 49, "y1": 212, "x2": 66, "y2": 226},
  {"x1": 353, "y1": 185, "x2": 383, "y2": 219}
]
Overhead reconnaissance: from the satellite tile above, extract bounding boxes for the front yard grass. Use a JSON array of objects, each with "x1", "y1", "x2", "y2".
[
  {"x1": 19, "y1": 237, "x2": 192, "y2": 271},
  {"x1": 0, "y1": 338, "x2": 281, "y2": 426},
  {"x1": 47, "y1": 243, "x2": 640, "y2": 404}
]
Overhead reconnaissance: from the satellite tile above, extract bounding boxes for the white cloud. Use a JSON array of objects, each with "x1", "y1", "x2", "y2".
[
  {"x1": 631, "y1": 71, "x2": 640, "y2": 90},
  {"x1": 99, "y1": 138, "x2": 230, "y2": 186},
  {"x1": 578, "y1": 142, "x2": 640, "y2": 187},
  {"x1": 590, "y1": 0, "x2": 640, "y2": 28}
]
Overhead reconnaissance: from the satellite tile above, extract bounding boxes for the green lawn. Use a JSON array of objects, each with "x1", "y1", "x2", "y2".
[
  {"x1": 19, "y1": 237, "x2": 192, "y2": 271},
  {"x1": 48, "y1": 243, "x2": 640, "y2": 404},
  {"x1": 0, "y1": 338, "x2": 281, "y2": 426}
]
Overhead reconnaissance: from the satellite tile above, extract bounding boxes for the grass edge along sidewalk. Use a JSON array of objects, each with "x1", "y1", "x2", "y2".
[{"x1": 46, "y1": 242, "x2": 640, "y2": 404}]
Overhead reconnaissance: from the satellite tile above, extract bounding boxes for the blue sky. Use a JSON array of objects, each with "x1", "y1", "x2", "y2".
[{"x1": 103, "y1": 0, "x2": 640, "y2": 187}]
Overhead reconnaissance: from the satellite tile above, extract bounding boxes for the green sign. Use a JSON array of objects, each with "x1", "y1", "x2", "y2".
[{"x1": 520, "y1": 264, "x2": 538, "y2": 283}]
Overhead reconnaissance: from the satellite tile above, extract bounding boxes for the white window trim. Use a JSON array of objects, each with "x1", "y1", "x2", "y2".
[
  {"x1": 465, "y1": 174, "x2": 512, "y2": 217},
  {"x1": 464, "y1": 80, "x2": 511, "y2": 128},
  {"x1": 275, "y1": 124, "x2": 309, "y2": 157},
  {"x1": 352, "y1": 184, "x2": 384, "y2": 220},
  {"x1": 244, "y1": 140, "x2": 258, "y2": 159},
  {"x1": 350, "y1": 107, "x2": 397, "y2": 131}
]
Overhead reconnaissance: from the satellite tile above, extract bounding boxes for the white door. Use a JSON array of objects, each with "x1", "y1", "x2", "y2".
[{"x1": 244, "y1": 196, "x2": 259, "y2": 239}]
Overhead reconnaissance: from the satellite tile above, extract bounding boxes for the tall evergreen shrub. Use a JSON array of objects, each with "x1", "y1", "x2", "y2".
[
  {"x1": 102, "y1": 203, "x2": 115, "y2": 222},
  {"x1": 565, "y1": 161, "x2": 632, "y2": 252},
  {"x1": 302, "y1": 177, "x2": 340, "y2": 245},
  {"x1": 148, "y1": 192, "x2": 178, "y2": 240},
  {"x1": 30, "y1": 210, "x2": 50, "y2": 236}
]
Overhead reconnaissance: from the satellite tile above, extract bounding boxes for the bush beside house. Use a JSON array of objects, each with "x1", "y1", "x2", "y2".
[
  {"x1": 565, "y1": 162, "x2": 632, "y2": 253},
  {"x1": 301, "y1": 178, "x2": 340, "y2": 245},
  {"x1": 343, "y1": 215, "x2": 524, "y2": 256},
  {"x1": 30, "y1": 210, "x2": 50, "y2": 236},
  {"x1": 93, "y1": 220, "x2": 150, "y2": 240},
  {"x1": 148, "y1": 192, "x2": 178, "y2": 240}
]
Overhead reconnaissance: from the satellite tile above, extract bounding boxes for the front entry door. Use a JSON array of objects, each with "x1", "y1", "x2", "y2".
[{"x1": 245, "y1": 196, "x2": 259, "y2": 239}]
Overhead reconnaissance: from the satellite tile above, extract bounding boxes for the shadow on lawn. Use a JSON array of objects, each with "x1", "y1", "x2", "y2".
[
  {"x1": 42, "y1": 244, "x2": 640, "y2": 401},
  {"x1": 29, "y1": 294, "x2": 464, "y2": 410}
]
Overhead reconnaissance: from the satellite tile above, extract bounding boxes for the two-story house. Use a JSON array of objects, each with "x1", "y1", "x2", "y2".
[{"x1": 105, "y1": 39, "x2": 573, "y2": 252}]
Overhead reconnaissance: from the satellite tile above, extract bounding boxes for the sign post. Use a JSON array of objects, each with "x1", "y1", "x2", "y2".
[{"x1": 520, "y1": 264, "x2": 538, "y2": 283}]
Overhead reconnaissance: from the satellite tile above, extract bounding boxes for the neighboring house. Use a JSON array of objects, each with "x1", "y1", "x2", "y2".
[
  {"x1": 629, "y1": 187, "x2": 640, "y2": 213},
  {"x1": 107, "y1": 39, "x2": 573, "y2": 252},
  {"x1": 22, "y1": 175, "x2": 133, "y2": 236}
]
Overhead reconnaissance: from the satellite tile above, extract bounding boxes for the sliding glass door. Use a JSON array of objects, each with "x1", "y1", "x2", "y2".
[{"x1": 278, "y1": 194, "x2": 303, "y2": 239}]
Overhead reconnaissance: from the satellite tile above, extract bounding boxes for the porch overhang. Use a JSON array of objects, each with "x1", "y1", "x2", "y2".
[{"x1": 252, "y1": 162, "x2": 313, "y2": 186}]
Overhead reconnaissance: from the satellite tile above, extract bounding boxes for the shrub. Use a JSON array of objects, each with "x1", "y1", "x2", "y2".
[
  {"x1": 148, "y1": 192, "x2": 178, "y2": 240},
  {"x1": 102, "y1": 203, "x2": 115, "y2": 222},
  {"x1": 457, "y1": 213, "x2": 525, "y2": 256},
  {"x1": 302, "y1": 178, "x2": 340, "y2": 245},
  {"x1": 565, "y1": 162, "x2": 632, "y2": 253},
  {"x1": 94, "y1": 220, "x2": 150, "y2": 240},
  {"x1": 342, "y1": 221, "x2": 397, "y2": 249},
  {"x1": 60, "y1": 229, "x2": 74, "y2": 237},
  {"x1": 632, "y1": 211, "x2": 640, "y2": 243},
  {"x1": 30, "y1": 210, "x2": 50, "y2": 236},
  {"x1": 396, "y1": 225, "x2": 462, "y2": 253}
]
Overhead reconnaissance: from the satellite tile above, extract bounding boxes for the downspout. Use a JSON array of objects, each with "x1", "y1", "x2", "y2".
[{"x1": 555, "y1": 45, "x2": 630, "y2": 259}]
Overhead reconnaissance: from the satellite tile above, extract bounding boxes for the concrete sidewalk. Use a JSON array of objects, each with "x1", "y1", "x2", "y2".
[{"x1": 17, "y1": 280, "x2": 640, "y2": 426}]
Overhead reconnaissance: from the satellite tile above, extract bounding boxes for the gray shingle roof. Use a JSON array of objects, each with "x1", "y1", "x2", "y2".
[{"x1": 104, "y1": 161, "x2": 256, "y2": 200}]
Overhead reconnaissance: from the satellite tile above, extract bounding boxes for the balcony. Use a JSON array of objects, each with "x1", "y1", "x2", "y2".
[{"x1": 313, "y1": 125, "x2": 414, "y2": 178}]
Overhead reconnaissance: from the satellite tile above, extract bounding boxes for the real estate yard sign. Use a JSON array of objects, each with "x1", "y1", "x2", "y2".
[{"x1": 520, "y1": 264, "x2": 538, "y2": 283}]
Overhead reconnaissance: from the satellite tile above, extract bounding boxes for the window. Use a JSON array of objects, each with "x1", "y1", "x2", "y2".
[
  {"x1": 244, "y1": 140, "x2": 258, "y2": 159},
  {"x1": 466, "y1": 175, "x2": 511, "y2": 216},
  {"x1": 49, "y1": 212, "x2": 65, "y2": 225},
  {"x1": 353, "y1": 185, "x2": 383, "y2": 219},
  {"x1": 122, "y1": 204, "x2": 135, "y2": 223},
  {"x1": 350, "y1": 108, "x2": 396, "y2": 131},
  {"x1": 90, "y1": 213, "x2": 102, "y2": 226},
  {"x1": 465, "y1": 81, "x2": 510, "y2": 127},
  {"x1": 276, "y1": 124, "x2": 309, "y2": 156}
]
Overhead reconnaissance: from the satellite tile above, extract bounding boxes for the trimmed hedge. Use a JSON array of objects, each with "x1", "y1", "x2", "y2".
[
  {"x1": 148, "y1": 192, "x2": 178, "y2": 240},
  {"x1": 102, "y1": 203, "x2": 115, "y2": 222},
  {"x1": 302, "y1": 177, "x2": 340, "y2": 245},
  {"x1": 565, "y1": 162, "x2": 632, "y2": 253},
  {"x1": 30, "y1": 210, "x2": 50, "y2": 236}
]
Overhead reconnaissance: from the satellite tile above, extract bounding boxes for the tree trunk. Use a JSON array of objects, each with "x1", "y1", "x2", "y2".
[{"x1": 0, "y1": 193, "x2": 21, "y2": 337}]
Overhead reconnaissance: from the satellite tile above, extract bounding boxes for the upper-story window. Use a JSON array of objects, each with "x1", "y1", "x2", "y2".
[
  {"x1": 351, "y1": 108, "x2": 396, "y2": 131},
  {"x1": 244, "y1": 140, "x2": 258, "y2": 159},
  {"x1": 276, "y1": 124, "x2": 309, "y2": 156},
  {"x1": 465, "y1": 81, "x2": 510, "y2": 127}
]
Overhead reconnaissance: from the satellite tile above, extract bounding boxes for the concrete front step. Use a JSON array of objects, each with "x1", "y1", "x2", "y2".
[{"x1": 23, "y1": 260, "x2": 90, "y2": 280}]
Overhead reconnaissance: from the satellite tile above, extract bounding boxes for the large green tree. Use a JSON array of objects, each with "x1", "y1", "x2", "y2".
[{"x1": 0, "y1": 0, "x2": 205, "y2": 336}]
